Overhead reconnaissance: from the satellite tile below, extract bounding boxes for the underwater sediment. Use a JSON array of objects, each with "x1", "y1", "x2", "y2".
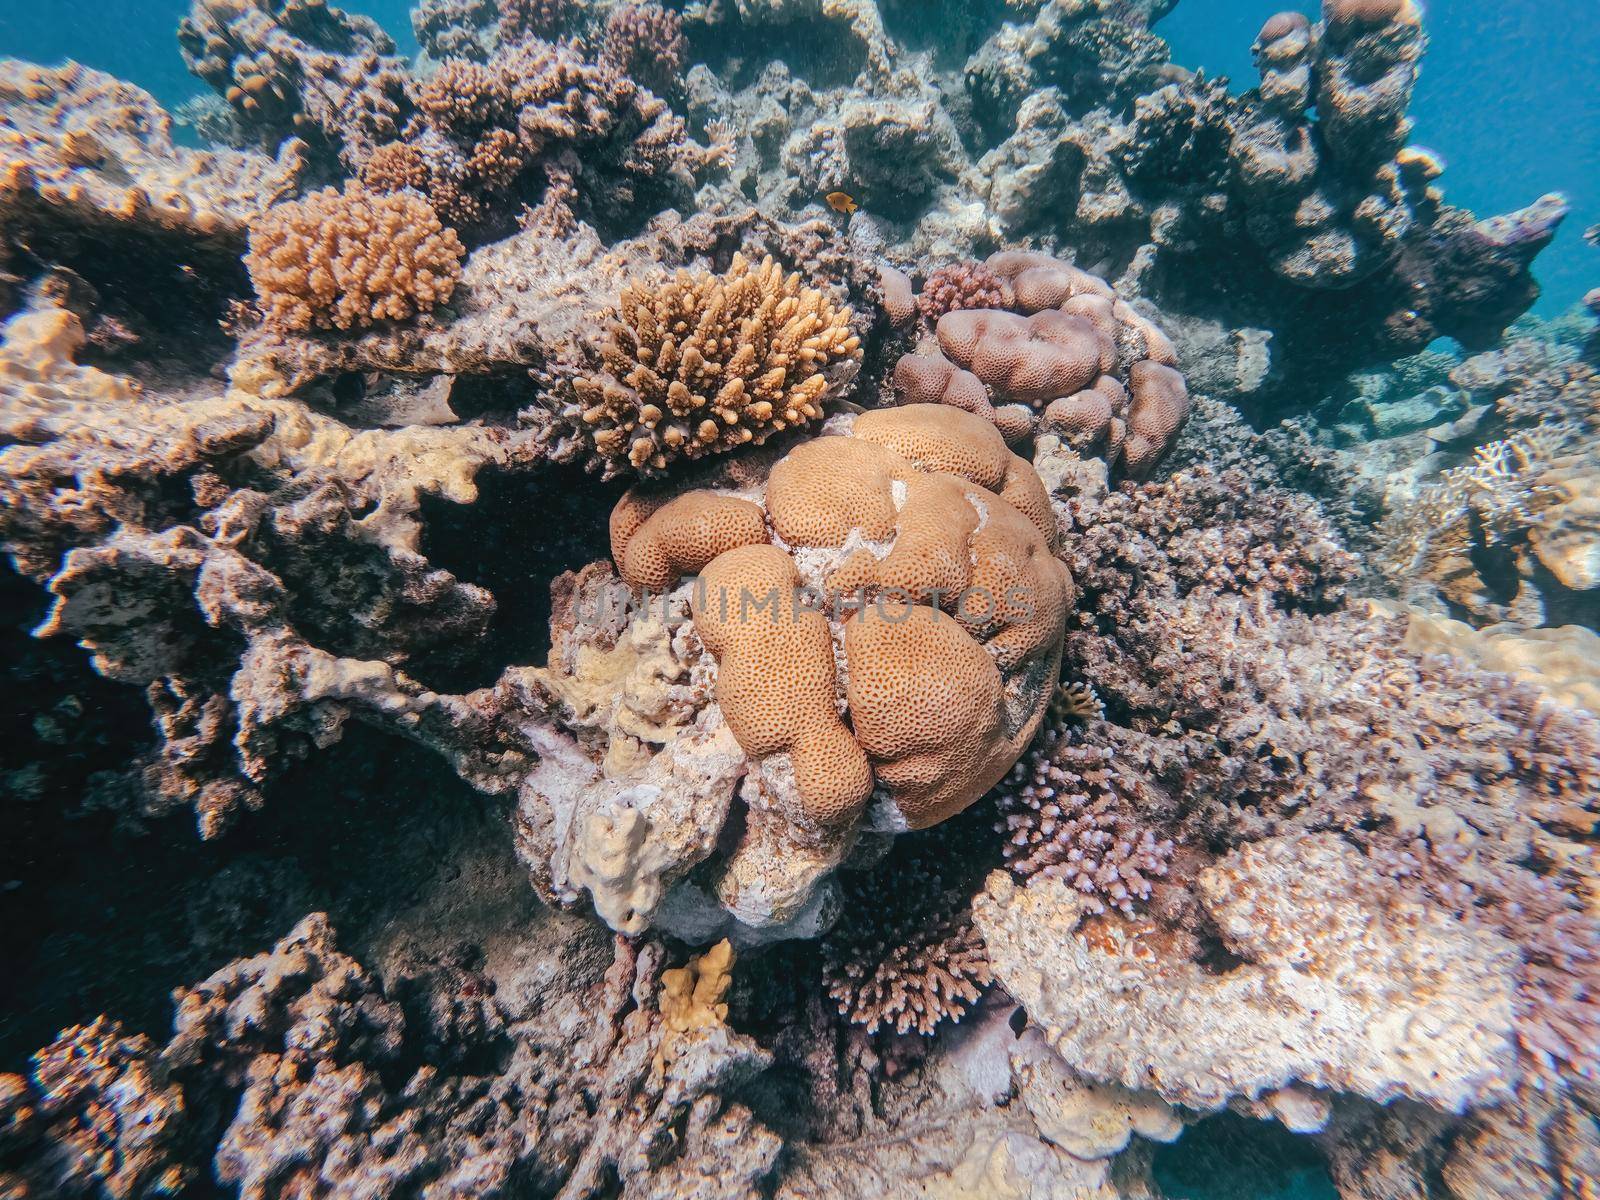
[{"x1": 1, "y1": 0, "x2": 1597, "y2": 1197}]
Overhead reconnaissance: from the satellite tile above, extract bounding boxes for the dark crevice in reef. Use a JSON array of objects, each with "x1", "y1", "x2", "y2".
[
  {"x1": 1153, "y1": 1110, "x2": 1339, "y2": 1200},
  {"x1": 0, "y1": 685, "x2": 511, "y2": 1067},
  {"x1": 411, "y1": 461, "x2": 627, "y2": 692}
]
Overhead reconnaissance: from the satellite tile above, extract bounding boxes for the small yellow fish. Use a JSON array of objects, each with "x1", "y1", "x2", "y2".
[{"x1": 825, "y1": 190, "x2": 858, "y2": 216}]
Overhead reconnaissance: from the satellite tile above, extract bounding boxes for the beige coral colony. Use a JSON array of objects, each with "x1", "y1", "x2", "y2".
[{"x1": 2, "y1": 0, "x2": 1600, "y2": 1195}]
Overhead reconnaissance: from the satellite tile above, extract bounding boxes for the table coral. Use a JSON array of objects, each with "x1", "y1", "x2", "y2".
[
  {"x1": 245, "y1": 184, "x2": 466, "y2": 332},
  {"x1": 974, "y1": 833, "x2": 1523, "y2": 1112},
  {"x1": 567, "y1": 252, "x2": 862, "y2": 472}
]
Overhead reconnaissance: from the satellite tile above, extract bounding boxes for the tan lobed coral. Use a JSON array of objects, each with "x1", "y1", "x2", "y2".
[
  {"x1": 610, "y1": 403, "x2": 1070, "y2": 837},
  {"x1": 568, "y1": 252, "x2": 863, "y2": 472},
  {"x1": 893, "y1": 251, "x2": 1189, "y2": 476},
  {"x1": 245, "y1": 184, "x2": 466, "y2": 332}
]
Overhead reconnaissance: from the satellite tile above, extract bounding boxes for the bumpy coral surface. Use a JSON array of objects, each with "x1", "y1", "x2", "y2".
[
  {"x1": 569, "y1": 253, "x2": 863, "y2": 471},
  {"x1": 610, "y1": 403, "x2": 1071, "y2": 836},
  {"x1": 245, "y1": 185, "x2": 466, "y2": 331},
  {"x1": 3, "y1": 0, "x2": 1596, "y2": 1194},
  {"x1": 894, "y1": 251, "x2": 1189, "y2": 476}
]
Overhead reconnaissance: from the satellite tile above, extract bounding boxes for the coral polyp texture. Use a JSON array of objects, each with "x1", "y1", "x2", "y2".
[
  {"x1": 3, "y1": 0, "x2": 1598, "y2": 1194},
  {"x1": 607, "y1": 403, "x2": 1069, "y2": 838},
  {"x1": 245, "y1": 184, "x2": 466, "y2": 331},
  {"x1": 567, "y1": 252, "x2": 863, "y2": 472},
  {"x1": 893, "y1": 251, "x2": 1190, "y2": 476}
]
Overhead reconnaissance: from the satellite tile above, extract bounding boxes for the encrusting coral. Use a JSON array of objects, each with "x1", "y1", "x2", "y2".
[
  {"x1": 567, "y1": 252, "x2": 863, "y2": 472},
  {"x1": 245, "y1": 184, "x2": 466, "y2": 332}
]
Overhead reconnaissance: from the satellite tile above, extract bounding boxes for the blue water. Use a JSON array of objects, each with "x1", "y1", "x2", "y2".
[
  {"x1": 3, "y1": 0, "x2": 1595, "y2": 313},
  {"x1": 1158, "y1": 0, "x2": 1600, "y2": 316}
]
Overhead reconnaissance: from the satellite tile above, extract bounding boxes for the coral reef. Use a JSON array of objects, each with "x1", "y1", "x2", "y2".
[
  {"x1": 359, "y1": 32, "x2": 705, "y2": 244},
  {"x1": 892, "y1": 251, "x2": 1189, "y2": 475},
  {"x1": 820, "y1": 813, "x2": 995, "y2": 1035},
  {"x1": 2, "y1": 0, "x2": 1595, "y2": 1193},
  {"x1": 178, "y1": 0, "x2": 411, "y2": 168},
  {"x1": 975, "y1": 833, "x2": 1523, "y2": 1111}
]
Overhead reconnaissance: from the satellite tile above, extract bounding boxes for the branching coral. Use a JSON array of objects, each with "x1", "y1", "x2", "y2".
[
  {"x1": 915, "y1": 261, "x2": 1011, "y2": 322},
  {"x1": 177, "y1": 0, "x2": 410, "y2": 168},
  {"x1": 245, "y1": 185, "x2": 466, "y2": 332},
  {"x1": 602, "y1": 3, "x2": 689, "y2": 98},
  {"x1": 497, "y1": 0, "x2": 575, "y2": 42},
  {"x1": 822, "y1": 816, "x2": 995, "y2": 1036},
  {"x1": 995, "y1": 730, "x2": 1174, "y2": 916},
  {"x1": 356, "y1": 34, "x2": 696, "y2": 242},
  {"x1": 569, "y1": 253, "x2": 862, "y2": 471}
]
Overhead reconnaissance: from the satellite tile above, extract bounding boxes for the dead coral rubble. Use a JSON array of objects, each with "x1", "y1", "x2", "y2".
[{"x1": 1, "y1": 914, "x2": 779, "y2": 1199}]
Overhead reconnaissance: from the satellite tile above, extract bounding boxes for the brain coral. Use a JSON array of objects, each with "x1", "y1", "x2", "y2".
[
  {"x1": 245, "y1": 184, "x2": 465, "y2": 332},
  {"x1": 569, "y1": 253, "x2": 863, "y2": 473},
  {"x1": 894, "y1": 251, "x2": 1189, "y2": 477},
  {"x1": 609, "y1": 404, "x2": 1072, "y2": 834}
]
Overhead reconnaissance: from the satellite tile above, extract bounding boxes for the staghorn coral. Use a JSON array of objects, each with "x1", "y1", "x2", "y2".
[
  {"x1": 177, "y1": 0, "x2": 410, "y2": 169},
  {"x1": 995, "y1": 729, "x2": 1174, "y2": 917},
  {"x1": 821, "y1": 813, "x2": 995, "y2": 1036},
  {"x1": 245, "y1": 185, "x2": 466, "y2": 332},
  {"x1": 566, "y1": 252, "x2": 862, "y2": 472}
]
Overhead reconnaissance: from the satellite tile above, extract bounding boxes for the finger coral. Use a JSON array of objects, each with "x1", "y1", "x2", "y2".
[
  {"x1": 602, "y1": 2, "x2": 689, "y2": 98},
  {"x1": 245, "y1": 184, "x2": 466, "y2": 332},
  {"x1": 996, "y1": 732, "x2": 1174, "y2": 917},
  {"x1": 569, "y1": 253, "x2": 863, "y2": 472}
]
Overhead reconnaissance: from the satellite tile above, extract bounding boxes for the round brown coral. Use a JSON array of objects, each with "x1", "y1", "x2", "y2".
[
  {"x1": 245, "y1": 185, "x2": 465, "y2": 332},
  {"x1": 571, "y1": 253, "x2": 862, "y2": 472}
]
